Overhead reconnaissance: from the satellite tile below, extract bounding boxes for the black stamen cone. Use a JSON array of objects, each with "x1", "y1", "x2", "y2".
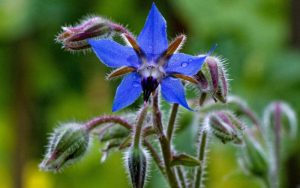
[{"x1": 141, "y1": 76, "x2": 159, "y2": 102}]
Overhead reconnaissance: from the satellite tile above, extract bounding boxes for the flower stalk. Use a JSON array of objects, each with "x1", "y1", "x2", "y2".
[
  {"x1": 193, "y1": 128, "x2": 208, "y2": 188},
  {"x1": 133, "y1": 104, "x2": 149, "y2": 148},
  {"x1": 41, "y1": 2, "x2": 299, "y2": 188},
  {"x1": 167, "y1": 103, "x2": 179, "y2": 142},
  {"x1": 152, "y1": 92, "x2": 180, "y2": 188},
  {"x1": 84, "y1": 115, "x2": 132, "y2": 131}
]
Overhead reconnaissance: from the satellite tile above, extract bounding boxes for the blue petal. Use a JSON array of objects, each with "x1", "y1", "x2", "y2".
[
  {"x1": 160, "y1": 77, "x2": 192, "y2": 110},
  {"x1": 165, "y1": 53, "x2": 206, "y2": 76},
  {"x1": 137, "y1": 3, "x2": 168, "y2": 57},
  {"x1": 89, "y1": 39, "x2": 140, "y2": 68},
  {"x1": 112, "y1": 73, "x2": 142, "y2": 112}
]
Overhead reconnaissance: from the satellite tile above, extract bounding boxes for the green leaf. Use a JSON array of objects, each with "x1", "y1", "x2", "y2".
[{"x1": 170, "y1": 154, "x2": 201, "y2": 167}]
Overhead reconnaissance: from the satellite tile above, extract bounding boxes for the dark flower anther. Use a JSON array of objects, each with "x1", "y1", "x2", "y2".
[
  {"x1": 141, "y1": 76, "x2": 159, "y2": 102},
  {"x1": 88, "y1": 3, "x2": 207, "y2": 111}
]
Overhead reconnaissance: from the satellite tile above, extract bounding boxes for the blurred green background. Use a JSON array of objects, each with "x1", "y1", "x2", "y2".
[{"x1": 1, "y1": 0, "x2": 300, "y2": 187}]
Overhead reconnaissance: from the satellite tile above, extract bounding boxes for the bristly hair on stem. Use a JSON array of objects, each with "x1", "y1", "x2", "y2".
[
  {"x1": 151, "y1": 91, "x2": 180, "y2": 188},
  {"x1": 193, "y1": 125, "x2": 210, "y2": 188}
]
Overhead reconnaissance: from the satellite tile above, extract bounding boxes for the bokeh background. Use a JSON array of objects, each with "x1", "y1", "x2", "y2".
[{"x1": 1, "y1": 0, "x2": 300, "y2": 187}]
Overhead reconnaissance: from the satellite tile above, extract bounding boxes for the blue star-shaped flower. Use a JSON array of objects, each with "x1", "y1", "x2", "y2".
[{"x1": 88, "y1": 3, "x2": 206, "y2": 112}]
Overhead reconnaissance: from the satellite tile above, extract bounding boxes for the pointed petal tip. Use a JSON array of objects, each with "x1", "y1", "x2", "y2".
[
  {"x1": 151, "y1": 2, "x2": 158, "y2": 11},
  {"x1": 137, "y1": 2, "x2": 168, "y2": 55},
  {"x1": 181, "y1": 103, "x2": 194, "y2": 111},
  {"x1": 207, "y1": 44, "x2": 218, "y2": 56}
]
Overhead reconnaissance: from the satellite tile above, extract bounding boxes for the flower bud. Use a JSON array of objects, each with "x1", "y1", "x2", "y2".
[
  {"x1": 194, "y1": 56, "x2": 229, "y2": 104},
  {"x1": 171, "y1": 153, "x2": 201, "y2": 167},
  {"x1": 263, "y1": 101, "x2": 297, "y2": 139},
  {"x1": 39, "y1": 123, "x2": 90, "y2": 172},
  {"x1": 56, "y1": 16, "x2": 123, "y2": 52},
  {"x1": 206, "y1": 111, "x2": 244, "y2": 145},
  {"x1": 125, "y1": 147, "x2": 149, "y2": 188},
  {"x1": 99, "y1": 125, "x2": 130, "y2": 142},
  {"x1": 239, "y1": 135, "x2": 269, "y2": 178}
]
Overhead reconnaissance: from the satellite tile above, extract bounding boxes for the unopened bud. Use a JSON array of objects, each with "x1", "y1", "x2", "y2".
[
  {"x1": 56, "y1": 16, "x2": 126, "y2": 52},
  {"x1": 99, "y1": 125, "x2": 130, "y2": 142},
  {"x1": 171, "y1": 153, "x2": 201, "y2": 167},
  {"x1": 39, "y1": 123, "x2": 90, "y2": 172},
  {"x1": 239, "y1": 135, "x2": 269, "y2": 178},
  {"x1": 126, "y1": 147, "x2": 149, "y2": 188},
  {"x1": 207, "y1": 111, "x2": 244, "y2": 144},
  {"x1": 263, "y1": 101, "x2": 297, "y2": 139},
  {"x1": 194, "y1": 56, "x2": 229, "y2": 104}
]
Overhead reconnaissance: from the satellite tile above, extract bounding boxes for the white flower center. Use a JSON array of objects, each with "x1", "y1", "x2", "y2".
[{"x1": 137, "y1": 62, "x2": 166, "y2": 82}]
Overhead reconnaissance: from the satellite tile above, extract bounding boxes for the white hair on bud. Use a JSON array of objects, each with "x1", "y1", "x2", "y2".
[{"x1": 123, "y1": 146, "x2": 151, "y2": 188}]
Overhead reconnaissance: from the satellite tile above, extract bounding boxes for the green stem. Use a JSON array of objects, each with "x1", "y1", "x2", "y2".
[
  {"x1": 152, "y1": 92, "x2": 180, "y2": 188},
  {"x1": 193, "y1": 128, "x2": 208, "y2": 188},
  {"x1": 167, "y1": 103, "x2": 179, "y2": 142},
  {"x1": 271, "y1": 103, "x2": 281, "y2": 188},
  {"x1": 176, "y1": 166, "x2": 186, "y2": 188},
  {"x1": 143, "y1": 140, "x2": 165, "y2": 176},
  {"x1": 133, "y1": 104, "x2": 148, "y2": 148}
]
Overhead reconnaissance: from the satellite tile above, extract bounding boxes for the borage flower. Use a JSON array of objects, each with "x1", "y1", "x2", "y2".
[{"x1": 89, "y1": 3, "x2": 206, "y2": 112}]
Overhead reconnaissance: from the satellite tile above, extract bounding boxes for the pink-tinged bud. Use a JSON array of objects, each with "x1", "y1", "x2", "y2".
[
  {"x1": 206, "y1": 58, "x2": 219, "y2": 91},
  {"x1": 206, "y1": 111, "x2": 244, "y2": 145},
  {"x1": 56, "y1": 16, "x2": 126, "y2": 52},
  {"x1": 194, "y1": 56, "x2": 229, "y2": 104},
  {"x1": 263, "y1": 101, "x2": 297, "y2": 139}
]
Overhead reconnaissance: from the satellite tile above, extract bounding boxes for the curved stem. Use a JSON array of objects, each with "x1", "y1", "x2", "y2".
[
  {"x1": 84, "y1": 115, "x2": 132, "y2": 131},
  {"x1": 271, "y1": 103, "x2": 281, "y2": 188},
  {"x1": 152, "y1": 92, "x2": 180, "y2": 188}
]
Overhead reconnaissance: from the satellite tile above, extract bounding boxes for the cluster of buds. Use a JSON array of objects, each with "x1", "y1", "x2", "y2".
[
  {"x1": 205, "y1": 110, "x2": 244, "y2": 145},
  {"x1": 237, "y1": 101, "x2": 297, "y2": 187},
  {"x1": 56, "y1": 16, "x2": 129, "y2": 52},
  {"x1": 194, "y1": 56, "x2": 229, "y2": 105},
  {"x1": 40, "y1": 3, "x2": 298, "y2": 188},
  {"x1": 39, "y1": 123, "x2": 90, "y2": 172}
]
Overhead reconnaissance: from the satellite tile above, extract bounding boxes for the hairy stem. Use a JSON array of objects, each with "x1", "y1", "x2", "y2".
[
  {"x1": 193, "y1": 128, "x2": 208, "y2": 188},
  {"x1": 176, "y1": 166, "x2": 186, "y2": 188},
  {"x1": 271, "y1": 103, "x2": 281, "y2": 188},
  {"x1": 84, "y1": 115, "x2": 132, "y2": 131},
  {"x1": 133, "y1": 104, "x2": 148, "y2": 148},
  {"x1": 143, "y1": 140, "x2": 165, "y2": 176},
  {"x1": 152, "y1": 92, "x2": 180, "y2": 188},
  {"x1": 167, "y1": 103, "x2": 179, "y2": 142}
]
